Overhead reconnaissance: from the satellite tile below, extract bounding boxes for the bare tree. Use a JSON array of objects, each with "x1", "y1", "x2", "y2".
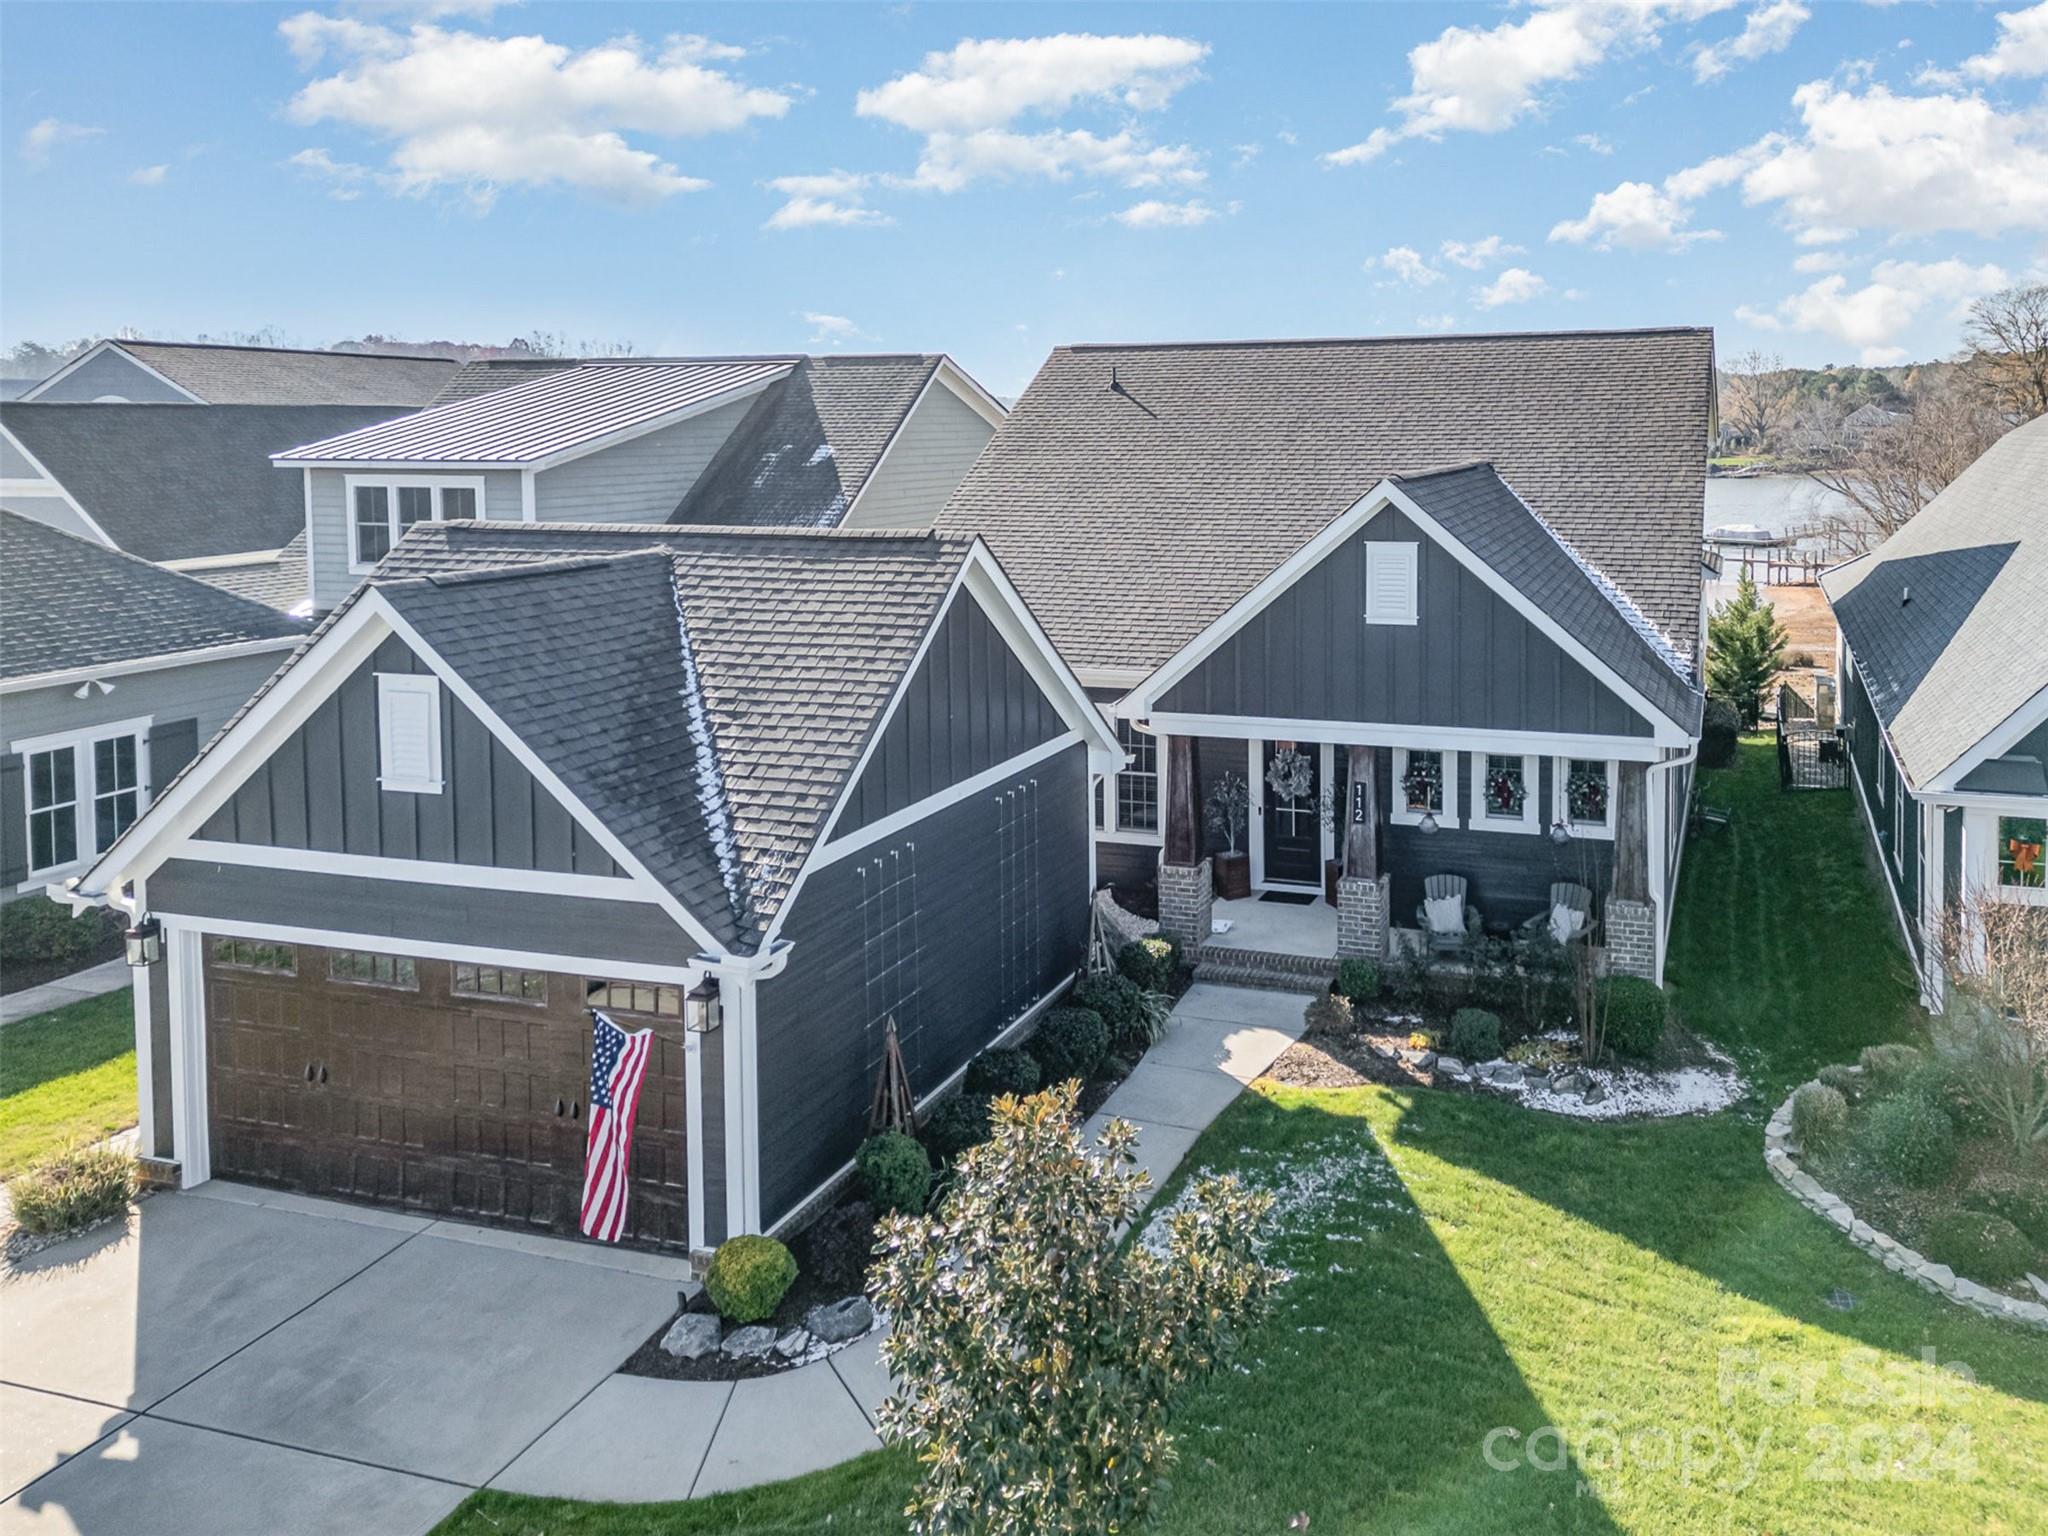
[
  {"x1": 1720, "y1": 349, "x2": 1794, "y2": 452},
  {"x1": 1806, "y1": 386, "x2": 2008, "y2": 555},
  {"x1": 1931, "y1": 890, "x2": 2048, "y2": 1149},
  {"x1": 1963, "y1": 283, "x2": 2048, "y2": 422}
]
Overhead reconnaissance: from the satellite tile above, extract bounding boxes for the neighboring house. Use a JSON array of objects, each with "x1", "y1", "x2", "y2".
[
  {"x1": 1, "y1": 513, "x2": 305, "y2": 905},
  {"x1": 939, "y1": 329, "x2": 1715, "y2": 983},
  {"x1": 427, "y1": 356, "x2": 581, "y2": 405},
  {"x1": 1822, "y1": 416, "x2": 2048, "y2": 1004},
  {"x1": 273, "y1": 354, "x2": 1006, "y2": 612},
  {"x1": 20, "y1": 339, "x2": 457, "y2": 406},
  {"x1": 63, "y1": 521, "x2": 1119, "y2": 1251}
]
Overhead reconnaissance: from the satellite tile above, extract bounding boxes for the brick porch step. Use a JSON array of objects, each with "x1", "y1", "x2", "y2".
[{"x1": 1193, "y1": 943, "x2": 1338, "y2": 995}]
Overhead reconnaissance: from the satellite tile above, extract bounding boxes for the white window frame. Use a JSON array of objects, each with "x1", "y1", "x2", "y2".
[
  {"x1": 1100, "y1": 719, "x2": 1162, "y2": 844},
  {"x1": 1552, "y1": 756, "x2": 1617, "y2": 841},
  {"x1": 375, "y1": 673, "x2": 444, "y2": 794},
  {"x1": 1392, "y1": 746, "x2": 1460, "y2": 828},
  {"x1": 1470, "y1": 751, "x2": 1540, "y2": 835},
  {"x1": 1364, "y1": 541, "x2": 1420, "y2": 626},
  {"x1": 1991, "y1": 810, "x2": 2048, "y2": 903},
  {"x1": 346, "y1": 474, "x2": 485, "y2": 573},
  {"x1": 13, "y1": 715, "x2": 153, "y2": 886}
]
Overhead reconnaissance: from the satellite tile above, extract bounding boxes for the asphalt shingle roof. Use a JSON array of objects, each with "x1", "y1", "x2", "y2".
[
  {"x1": 671, "y1": 355, "x2": 942, "y2": 528},
  {"x1": 2, "y1": 511, "x2": 306, "y2": 682},
  {"x1": 1, "y1": 402, "x2": 403, "y2": 560},
  {"x1": 937, "y1": 329, "x2": 1714, "y2": 676},
  {"x1": 1822, "y1": 415, "x2": 2048, "y2": 789},
  {"x1": 191, "y1": 531, "x2": 310, "y2": 613},
  {"x1": 116, "y1": 342, "x2": 457, "y2": 406},
  {"x1": 426, "y1": 357, "x2": 581, "y2": 406}
]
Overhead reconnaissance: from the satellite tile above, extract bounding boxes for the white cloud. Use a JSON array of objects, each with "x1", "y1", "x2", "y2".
[
  {"x1": 1115, "y1": 197, "x2": 1217, "y2": 227},
  {"x1": 763, "y1": 171, "x2": 891, "y2": 230},
  {"x1": 279, "y1": 13, "x2": 788, "y2": 207},
  {"x1": 1440, "y1": 234, "x2": 1525, "y2": 268},
  {"x1": 287, "y1": 145, "x2": 374, "y2": 199},
  {"x1": 20, "y1": 117, "x2": 103, "y2": 165},
  {"x1": 1791, "y1": 250, "x2": 1845, "y2": 272},
  {"x1": 129, "y1": 164, "x2": 169, "y2": 186},
  {"x1": 1414, "y1": 313, "x2": 1458, "y2": 331},
  {"x1": 1575, "y1": 132, "x2": 1614, "y2": 154},
  {"x1": 854, "y1": 33, "x2": 1209, "y2": 194},
  {"x1": 1475, "y1": 267, "x2": 1550, "y2": 307},
  {"x1": 802, "y1": 311, "x2": 865, "y2": 346},
  {"x1": 1743, "y1": 257, "x2": 2009, "y2": 361},
  {"x1": 1323, "y1": 1, "x2": 1738, "y2": 166},
  {"x1": 1924, "y1": 0, "x2": 2048, "y2": 84},
  {"x1": 1691, "y1": 0, "x2": 1811, "y2": 83},
  {"x1": 1369, "y1": 245, "x2": 1443, "y2": 285},
  {"x1": 1550, "y1": 177, "x2": 1722, "y2": 250}
]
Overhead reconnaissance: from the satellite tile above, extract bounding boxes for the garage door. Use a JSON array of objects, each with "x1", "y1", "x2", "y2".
[{"x1": 204, "y1": 938, "x2": 691, "y2": 1251}]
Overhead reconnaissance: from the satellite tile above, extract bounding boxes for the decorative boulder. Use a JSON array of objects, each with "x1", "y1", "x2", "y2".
[
  {"x1": 1436, "y1": 1056, "x2": 1466, "y2": 1078},
  {"x1": 1583, "y1": 1080, "x2": 1609, "y2": 1105},
  {"x1": 659, "y1": 1312, "x2": 721, "y2": 1361},
  {"x1": 720, "y1": 1324, "x2": 778, "y2": 1360},
  {"x1": 775, "y1": 1328, "x2": 812, "y2": 1360},
  {"x1": 805, "y1": 1295, "x2": 875, "y2": 1344},
  {"x1": 1553, "y1": 1071, "x2": 1590, "y2": 1094}
]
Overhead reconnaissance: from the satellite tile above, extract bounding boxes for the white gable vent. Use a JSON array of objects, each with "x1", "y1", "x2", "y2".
[
  {"x1": 376, "y1": 673, "x2": 444, "y2": 794},
  {"x1": 1365, "y1": 542, "x2": 1419, "y2": 626}
]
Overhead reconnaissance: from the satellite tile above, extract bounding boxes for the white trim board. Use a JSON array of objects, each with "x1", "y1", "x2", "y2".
[
  {"x1": 813, "y1": 731, "x2": 1083, "y2": 868},
  {"x1": 173, "y1": 839, "x2": 663, "y2": 902},
  {"x1": 1144, "y1": 712, "x2": 1663, "y2": 761},
  {"x1": 0, "y1": 423, "x2": 118, "y2": 547}
]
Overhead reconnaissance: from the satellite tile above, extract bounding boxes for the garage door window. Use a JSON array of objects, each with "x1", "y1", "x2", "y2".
[
  {"x1": 211, "y1": 937, "x2": 296, "y2": 974},
  {"x1": 331, "y1": 951, "x2": 418, "y2": 989},
  {"x1": 586, "y1": 979, "x2": 680, "y2": 1016},
  {"x1": 455, "y1": 964, "x2": 547, "y2": 1003}
]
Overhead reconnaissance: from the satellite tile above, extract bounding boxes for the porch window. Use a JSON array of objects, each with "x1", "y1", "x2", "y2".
[
  {"x1": 1554, "y1": 757, "x2": 1616, "y2": 840},
  {"x1": 1392, "y1": 747, "x2": 1458, "y2": 828},
  {"x1": 348, "y1": 476, "x2": 486, "y2": 571},
  {"x1": 1472, "y1": 752, "x2": 1540, "y2": 835},
  {"x1": 454, "y1": 964, "x2": 547, "y2": 1002},
  {"x1": 1111, "y1": 720, "x2": 1158, "y2": 836},
  {"x1": 586, "y1": 979, "x2": 681, "y2": 1016},
  {"x1": 212, "y1": 938, "x2": 296, "y2": 974},
  {"x1": 1998, "y1": 816, "x2": 2045, "y2": 890},
  {"x1": 330, "y1": 950, "x2": 417, "y2": 989}
]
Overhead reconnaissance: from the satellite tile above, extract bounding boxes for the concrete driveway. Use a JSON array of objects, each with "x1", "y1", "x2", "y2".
[{"x1": 0, "y1": 1182, "x2": 688, "y2": 1536}]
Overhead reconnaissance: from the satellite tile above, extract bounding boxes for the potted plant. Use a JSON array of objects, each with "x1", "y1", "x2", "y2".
[{"x1": 1205, "y1": 772, "x2": 1252, "y2": 901}]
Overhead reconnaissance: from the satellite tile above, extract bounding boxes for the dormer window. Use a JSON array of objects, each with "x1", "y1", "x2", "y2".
[
  {"x1": 1365, "y1": 542, "x2": 1419, "y2": 625},
  {"x1": 348, "y1": 477, "x2": 484, "y2": 571},
  {"x1": 376, "y1": 673, "x2": 443, "y2": 794}
]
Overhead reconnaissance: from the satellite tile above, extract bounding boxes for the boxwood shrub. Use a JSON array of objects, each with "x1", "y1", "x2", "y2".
[
  {"x1": 1447, "y1": 1008, "x2": 1502, "y2": 1063},
  {"x1": 1789, "y1": 1082, "x2": 1849, "y2": 1151},
  {"x1": 1857, "y1": 1090, "x2": 1957, "y2": 1187},
  {"x1": 1921, "y1": 1209, "x2": 2034, "y2": 1287},
  {"x1": 1031, "y1": 1007, "x2": 1109, "y2": 1086},
  {"x1": 1068, "y1": 975, "x2": 1142, "y2": 1043},
  {"x1": 964, "y1": 1047, "x2": 1041, "y2": 1099},
  {"x1": 1857, "y1": 1042, "x2": 1923, "y2": 1087},
  {"x1": 1598, "y1": 977, "x2": 1669, "y2": 1061},
  {"x1": 704, "y1": 1234, "x2": 798, "y2": 1323},
  {"x1": 920, "y1": 1093, "x2": 993, "y2": 1162},
  {"x1": 0, "y1": 897, "x2": 121, "y2": 970},
  {"x1": 1115, "y1": 937, "x2": 1180, "y2": 993},
  {"x1": 856, "y1": 1131, "x2": 931, "y2": 1215},
  {"x1": 1335, "y1": 958, "x2": 1380, "y2": 1005}
]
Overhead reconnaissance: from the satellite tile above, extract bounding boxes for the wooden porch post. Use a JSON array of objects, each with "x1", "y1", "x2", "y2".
[
  {"x1": 1164, "y1": 733, "x2": 1199, "y2": 866},
  {"x1": 1343, "y1": 744, "x2": 1379, "y2": 881},
  {"x1": 1613, "y1": 761, "x2": 1650, "y2": 902}
]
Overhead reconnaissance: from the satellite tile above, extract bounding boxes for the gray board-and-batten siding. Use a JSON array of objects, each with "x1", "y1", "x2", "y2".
[
  {"x1": 1158, "y1": 505, "x2": 1653, "y2": 739},
  {"x1": 1843, "y1": 655, "x2": 1924, "y2": 957}
]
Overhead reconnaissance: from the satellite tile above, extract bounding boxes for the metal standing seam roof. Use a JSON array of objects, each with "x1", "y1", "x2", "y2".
[
  {"x1": 2, "y1": 511, "x2": 306, "y2": 682},
  {"x1": 1821, "y1": 415, "x2": 2048, "y2": 788},
  {"x1": 272, "y1": 359, "x2": 797, "y2": 466}
]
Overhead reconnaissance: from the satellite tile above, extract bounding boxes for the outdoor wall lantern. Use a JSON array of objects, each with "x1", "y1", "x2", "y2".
[
  {"x1": 1417, "y1": 811, "x2": 1439, "y2": 834},
  {"x1": 684, "y1": 977, "x2": 723, "y2": 1034},
  {"x1": 1549, "y1": 820, "x2": 1574, "y2": 845},
  {"x1": 124, "y1": 916, "x2": 164, "y2": 968}
]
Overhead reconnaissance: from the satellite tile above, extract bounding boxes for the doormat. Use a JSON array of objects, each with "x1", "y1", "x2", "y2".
[{"x1": 1259, "y1": 890, "x2": 1318, "y2": 906}]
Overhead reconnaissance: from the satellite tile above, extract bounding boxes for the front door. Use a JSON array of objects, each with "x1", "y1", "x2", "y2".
[{"x1": 1261, "y1": 740, "x2": 1321, "y2": 885}]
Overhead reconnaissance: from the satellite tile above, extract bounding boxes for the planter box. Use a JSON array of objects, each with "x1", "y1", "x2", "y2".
[{"x1": 1213, "y1": 851, "x2": 1251, "y2": 901}]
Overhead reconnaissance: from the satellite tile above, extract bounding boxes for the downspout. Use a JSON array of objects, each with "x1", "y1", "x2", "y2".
[{"x1": 1645, "y1": 742, "x2": 1700, "y2": 984}]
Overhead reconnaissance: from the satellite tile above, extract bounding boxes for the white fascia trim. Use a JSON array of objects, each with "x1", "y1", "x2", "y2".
[
  {"x1": 372, "y1": 597, "x2": 736, "y2": 958},
  {"x1": 154, "y1": 910, "x2": 710, "y2": 985},
  {"x1": 814, "y1": 731, "x2": 1083, "y2": 870},
  {"x1": 172, "y1": 838, "x2": 663, "y2": 903},
  {"x1": 932, "y1": 355, "x2": 1009, "y2": 430},
  {"x1": 1144, "y1": 711, "x2": 1663, "y2": 762},
  {"x1": 163, "y1": 549, "x2": 284, "y2": 572},
  {"x1": 0, "y1": 636, "x2": 304, "y2": 696},
  {"x1": 0, "y1": 424, "x2": 118, "y2": 548},
  {"x1": 1121, "y1": 479, "x2": 1692, "y2": 744},
  {"x1": 1074, "y1": 666, "x2": 1150, "y2": 692},
  {"x1": 22, "y1": 341, "x2": 206, "y2": 404},
  {"x1": 1933, "y1": 788, "x2": 2048, "y2": 814},
  {"x1": 279, "y1": 456, "x2": 533, "y2": 472},
  {"x1": 1923, "y1": 679, "x2": 2048, "y2": 794}
]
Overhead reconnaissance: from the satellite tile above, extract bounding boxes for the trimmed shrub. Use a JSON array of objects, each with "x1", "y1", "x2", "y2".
[
  {"x1": 1978, "y1": 1186, "x2": 2048, "y2": 1249},
  {"x1": 704, "y1": 1234, "x2": 797, "y2": 1324},
  {"x1": 1699, "y1": 695, "x2": 1741, "y2": 769},
  {"x1": 1115, "y1": 937, "x2": 1180, "y2": 993},
  {"x1": 965, "y1": 1048, "x2": 1041, "y2": 1099},
  {"x1": 1304, "y1": 993, "x2": 1354, "y2": 1038},
  {"x1": 1921, "y1": 1210, "x2": 2034, "y2": 1287},
  {"x1": 856, "y1": 1132, "x2": 932, "y2": 1216},
  {"x1": 1069, "y1": 975, "x2": 1143, "y2": 1043},
  {"x1": 1598, "y1": 977, "x2": 1669, "y2": 1061},
  {"x1": 1335, "y1": 958, "x2": 1380, "y2": 1005},
  {"x1": 0, "y1": 897, "x2": 121, "y2": 971},
  {"x1": 1816, "y1": 1062, "x2": 1864, "y2": 1100},
  {"x1": 1447, "y1": 1008, "x2": 1502, "y2": 1063},
  {"x1": 1857, "y1": 1091, "x2": 1957, "y2": 1187},
  {"x1": 921, "y1": 1094, "x2": 993, "y2": 1162},
  {"x1": 1031, "y1": 1007, "x2": 1110, "y2": 1086},
  {"x1": 8, "y1": 1146, "x2": 136, "y2": 1236},
  {"x1": 1857, "y1": 1042, "x2": 1924, "y2": 1087},
  {"x1": 1099, "y1": 1054, "x2": 1136, "y2": 1082},
  {"x1": 1790, "y1": 1083, "x2": 1850, "y2": 1151},
  {"x1": 1904, "y1": 1056, "x2": 1993, "y2": 1136}
]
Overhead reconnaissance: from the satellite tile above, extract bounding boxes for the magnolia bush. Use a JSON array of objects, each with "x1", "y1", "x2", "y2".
[{"x1": 869, "y1": 1082, "x2": 1278, "y2": 1536}]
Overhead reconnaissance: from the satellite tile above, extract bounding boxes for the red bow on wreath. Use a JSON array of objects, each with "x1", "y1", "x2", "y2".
[{"x1": 2010, "y1": 837, "x2": 2043, "y2": 880}]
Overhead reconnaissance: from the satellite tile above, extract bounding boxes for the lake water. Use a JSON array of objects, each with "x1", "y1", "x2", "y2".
[{"x1": 1704, "y1": 474, "x2": 1851, "y2": 537}]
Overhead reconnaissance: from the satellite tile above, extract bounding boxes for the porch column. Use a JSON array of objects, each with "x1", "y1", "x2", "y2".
[
  {"x1": 1605, "y1": 761, "x2": 1656, "y2": 980},
  {"x1": 1157, "y1": 733, "x2": 1213, "y2": 951},
  {"x1": 1337, "y1": 744, "x2": 1389, "y2": 961}
]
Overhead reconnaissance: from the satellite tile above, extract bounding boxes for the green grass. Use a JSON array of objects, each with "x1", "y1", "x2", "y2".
[
  {"x1": 433, "y1": 744, "x2": 2048, "y2": 1535},
  {"x1": 0, "y1": 990, "x2": 137, "y2": 1179}
]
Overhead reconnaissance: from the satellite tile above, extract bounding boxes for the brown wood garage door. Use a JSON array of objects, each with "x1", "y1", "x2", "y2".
[{"x1": 205, "y1": 939, "x2": 691, "y2": 1251}]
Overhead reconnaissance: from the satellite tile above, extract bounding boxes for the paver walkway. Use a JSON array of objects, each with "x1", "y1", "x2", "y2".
[
  {"x1": 1, "y1": 959, "x2": 130, "y2": 1026},
  {"x1": 494, "y1": 982, "x2": 1310, "y2": 1505}
]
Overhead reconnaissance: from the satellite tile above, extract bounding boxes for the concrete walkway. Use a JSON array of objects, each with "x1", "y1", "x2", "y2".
[
  {"x1": 491, "y1": 982, "x2": 1310, "y2": 1506},
  {"x1": 1, "y1": 959, "x2": 130, "y2": 1026}
]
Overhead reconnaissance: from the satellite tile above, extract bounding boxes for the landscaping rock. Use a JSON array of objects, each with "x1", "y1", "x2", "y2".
[
  {"x1": 2029, "y1": 1274, "x2": 2048, "y2": 1304},
  {"x1": 659, "y1": 1312, "x2": 721, "y2": 1362},
  {"x1": 1436, "y1": 1055, "x2": 1466, "y2": 1078},
  {"x1": 1369, "y1": 1042, "x2": 1396, "y2": 1060},
  {"x1": 805, "y1": 1295, "x2": 875, "y2": 1344},
  {"x1": 1399, "y1": 1047, "x2": 1437, "y2": 1069},
  {"x1": 774, "y1": 1328, "x2": 812, "y2": 1360},
  {"x1": 1479, "y1": 1062, "x2": 1523, "y2": 1086},
  {"x1": 1582, "y1": 1080, "x2": 1608, "y2": 1105},
  {"x1": 721, "y1": 1324, "x2": 778, "y2": 1360},
  {"x1": 1523, "y1": 1073, "x2": 1552, "y2": 1092},
  {"x1": 1552, "y1": 1071, "x2": 1589, "y2": 1094}
]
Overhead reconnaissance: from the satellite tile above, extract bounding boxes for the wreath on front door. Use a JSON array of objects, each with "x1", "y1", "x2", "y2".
[{"x1": 1266, "y1": 746, "x2": 1314, "y2": 803}]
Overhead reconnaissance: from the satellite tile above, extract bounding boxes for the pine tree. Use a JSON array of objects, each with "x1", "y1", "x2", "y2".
[{"x1": 1705, "y1": 572, "x2": 1790, "y2": 728}]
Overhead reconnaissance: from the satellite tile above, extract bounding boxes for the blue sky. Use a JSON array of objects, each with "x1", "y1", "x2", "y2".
[{"x1": 4, "y1": 1, "x2": 2045, "y2": 394}]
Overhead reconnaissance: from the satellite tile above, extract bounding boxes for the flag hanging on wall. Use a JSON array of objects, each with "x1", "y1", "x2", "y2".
[{"x1": 580, "y1": 1010, "x2": 653, "y2": 1244}]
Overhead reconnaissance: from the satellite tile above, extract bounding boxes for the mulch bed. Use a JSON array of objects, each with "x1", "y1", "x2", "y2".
[
  {"x1": 1266, "y1": 1027, "x2": 1443, "y2": 1092},
  {"x1": 1, "y1": 932, "x2": 125, "y2": 998}
]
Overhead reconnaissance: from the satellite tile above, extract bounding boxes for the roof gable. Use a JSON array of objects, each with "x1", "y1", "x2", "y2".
[{"x1": 27, "y1": 340, "x2": 458, "y2": 407}]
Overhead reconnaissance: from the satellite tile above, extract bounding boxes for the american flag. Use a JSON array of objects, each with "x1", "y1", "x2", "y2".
[{"x1": 579, "y1": 1011, "x2": 654, "y2": 1244}]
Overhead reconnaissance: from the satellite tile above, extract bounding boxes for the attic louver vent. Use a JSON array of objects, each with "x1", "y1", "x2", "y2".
[
  {"x1": 1365, "y1": 542, "x2": 1420, "y2": 626},
  {"x1": 376, "y1": 673, "x2": 444, "y2": 794}
]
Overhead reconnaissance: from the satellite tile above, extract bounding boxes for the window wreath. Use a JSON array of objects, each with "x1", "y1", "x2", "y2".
[
  {"x1": 1485, "y1": 758, "x2": 1526, "y2": 817},
  {"x1": 1401, "y1": 752, "x2": 1442, "y2": 812},
  {"x1": 1265, "y1": 745, "x2": 1314, "y2": 803},
  {"x1": 1566, "y1": 763, "x2": 1609, "y2": 825}
]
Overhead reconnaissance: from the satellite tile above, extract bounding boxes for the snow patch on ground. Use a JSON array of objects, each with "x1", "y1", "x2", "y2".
[
  {"x1": 1136, "y1": 1137, "x2": 1409, "y2": 1261},
  {"x1": 1498, "y1": 1038, "x2": 1745, "y2": 1120}
]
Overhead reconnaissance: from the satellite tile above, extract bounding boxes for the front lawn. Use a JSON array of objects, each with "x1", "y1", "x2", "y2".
[
  {"x1": 0, "y1": 990, "x2": 137, "y2": 1180},
  {"x1": 435, "y1": 744, "x2": 2048, "y2": 1535}
]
